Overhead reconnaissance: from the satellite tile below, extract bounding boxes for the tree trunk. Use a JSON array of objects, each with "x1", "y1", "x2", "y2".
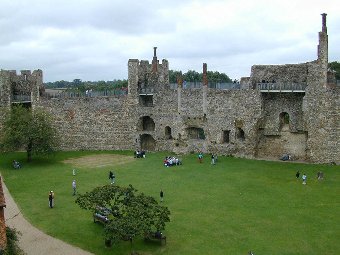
[{"x1": 27, "y1": 142, "x2": 32, "y2": 162}]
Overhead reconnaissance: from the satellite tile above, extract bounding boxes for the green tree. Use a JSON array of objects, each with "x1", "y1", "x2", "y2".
[
  {"x1": 1, "y1": 105, "x2": 58, "y2": 162},
  {"x1": 183, "y1": 70, "x2": 202, "y2": 82},
  {"x1": 207, "y1": 71, "x2": 232, "y2": 83},
  {"x1": 169, "y1": 70, "x2": 182, "y2": 83},
  {"x1": 168, "y1": 69, "x2": 232, "y2": 83},
  {"x1": 75, "y1": 184, "x2": 170, "y2": 245},
  {"x1": 329, "y1": 61, "x2": 340, "y2": 80},
  {"x1": 4, "y1": 227, "x2": 25, "y2": 255}
]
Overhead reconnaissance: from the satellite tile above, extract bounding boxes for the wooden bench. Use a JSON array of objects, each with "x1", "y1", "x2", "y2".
[
  {"x1": 144, "y1": 231, "x2": 166, "y2": 245},
  {"x1": 93, "y1": 206, "x2": 111, "y2": 224}
]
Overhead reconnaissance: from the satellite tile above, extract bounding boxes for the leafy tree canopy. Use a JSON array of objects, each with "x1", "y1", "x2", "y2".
[
  {"x1": 329, "y1": 61, "x2": 340, "y2": 80},
  {"x1": 1, "y1": 105, "x2": 59, "y2": 162},
  {"x1": 44, "y1": 79, "x2": 128, "y2": 92},
  {"x1": 4, "y1": 227, "x2": 25, "y2": 255},
  {"x1": 75, "y1": 184, "x2": 170, "y2": 245},
  {"x1": 169, "y1": 69, "x2": 232, "y2": 83}
]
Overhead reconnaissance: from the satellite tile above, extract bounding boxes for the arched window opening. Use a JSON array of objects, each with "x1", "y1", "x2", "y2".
[{"x1": 279, "y1": 112, "x2": 290, "y2": 131}]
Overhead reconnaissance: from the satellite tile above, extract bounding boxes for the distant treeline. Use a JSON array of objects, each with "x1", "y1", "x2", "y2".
[
  {"x1": 44, "y1": 79, "x2": 128, "y2": 92},
  {"x1": 44, "y1": 69, "x2": 234, "y2": 91},
  {"x1": 43, "y1": 62, "x2": 339, "y2": 90}
]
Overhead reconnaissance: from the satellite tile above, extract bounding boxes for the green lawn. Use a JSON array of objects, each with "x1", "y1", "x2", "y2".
[{"x1": 1, "y1": 151, "x2": 339, "y2": 255}]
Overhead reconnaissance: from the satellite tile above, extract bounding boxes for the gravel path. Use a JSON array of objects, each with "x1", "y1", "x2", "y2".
[{"x1": 3, "y1": 181, "x2": 94, "y2": 255}]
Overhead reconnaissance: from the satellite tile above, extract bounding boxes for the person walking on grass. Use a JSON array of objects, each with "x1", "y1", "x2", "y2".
[
  {"x1": 48, "y1": 191, "x2": 54, "y2": 208},
  {"x1": 198, "y1": 152, "x2": 203, "y2": 163},
  {"x1": 296, "y1": 171, "x2": 300, "y2": 179},
  {"x1": 211, "y1": 154, "x2": 216, "y2": 165},
  {"x1": 72, "y1": 180, "x2": 77, "y2": 195},
  {"x1": 160, "y1": 190, "x2": 164, "y2": 202},
  {"x1": 109, "y1": 171, "x2": 115, "y2": 184},
  {"x1": 302, "y1": 173, "x2": 307, "y2": 185}
]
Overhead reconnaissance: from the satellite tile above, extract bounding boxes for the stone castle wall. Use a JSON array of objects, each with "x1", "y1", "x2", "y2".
[
  {"x1": 38, "y1": 96, "x2": 134, "y2": 151},
  {"x1": 303, "y1": 86, "x2": 340, "y2": 162},
  {"x1": 0, "y1": 14, "x2": 338, "y2": 164}
]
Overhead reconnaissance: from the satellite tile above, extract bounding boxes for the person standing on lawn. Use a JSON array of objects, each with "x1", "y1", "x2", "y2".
[
  {"x1": 48, "y1": 191, "x2": 54, "y2": 208},
  {"x1": 109, "y1": 171, "x2": 115, "y2": 184},
  {"x1": 160, "y1": 190, "x2": 164, "y2": 202},
  {"x1": 72, "y1": 180, "x2": 77, "y2": 195}
]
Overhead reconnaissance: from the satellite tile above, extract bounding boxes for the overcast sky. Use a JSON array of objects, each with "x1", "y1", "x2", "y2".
[{"x1": 1, "y1": 0, "x2": 339, "y2": 82}]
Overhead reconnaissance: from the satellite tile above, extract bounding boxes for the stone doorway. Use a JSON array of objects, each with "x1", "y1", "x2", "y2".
[{"x1": 140, "y1": 134, "x2": 156, "y2": 151}]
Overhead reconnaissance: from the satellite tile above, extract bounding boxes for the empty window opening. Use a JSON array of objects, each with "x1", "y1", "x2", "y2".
[
  {"x1": 187, "y1": 127, "x2": 205, "y2": 140},
  {"x1": 236, "y1": 128, "x2": 245, "y2": 141},
  {"x1": 222, "y1": 130, "x2": 230, "y2": 143},
  {"x1": 165, "y1": 126, "x2": 172, "y2": 139},
  {"x1": 279, "y1": 112, "x2": 290, "y2": 131},
  {"x1": 139, "y1": 95, "x2": 153, "y2": 107},
  {"x1": 137, "y1": 116, "x2": 155, "y2": 131}
]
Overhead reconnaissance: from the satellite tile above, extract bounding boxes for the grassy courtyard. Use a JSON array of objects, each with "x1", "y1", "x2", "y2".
[{"x1": 0, "y1": 151, "x2": 339, "y2": 255}]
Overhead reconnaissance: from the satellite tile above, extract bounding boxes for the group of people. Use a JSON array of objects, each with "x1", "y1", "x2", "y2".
[
  {"x1": 134, "y1": 150, "x2": 146, "y2": 158},
  {"x1": 85, "y1": 89, "x2": 93, "y2": 97},
  {"x1": 163, "y1": 156, "x2": 182, "y2": 167},
  {"x1": 296, "y1": 170, "x2": 324, "y2": 184}
]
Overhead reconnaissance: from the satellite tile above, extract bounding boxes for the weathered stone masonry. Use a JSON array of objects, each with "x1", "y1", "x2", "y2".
[{"x1": 0, "y1": 14, "x2": 339, "y2": 164}]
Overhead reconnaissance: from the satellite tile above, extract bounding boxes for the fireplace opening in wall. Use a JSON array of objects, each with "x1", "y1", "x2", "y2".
[{"x1": 139, "y1": 95, "x2": 153, "y2": 107}]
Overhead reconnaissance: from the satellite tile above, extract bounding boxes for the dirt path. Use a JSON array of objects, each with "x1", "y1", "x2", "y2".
[
  {"x1": 3, "y1": 180, "x2": 94, "y2": 255},
  {"x1": 63, "y1": 154, "x2": 135, "y2": 168}
]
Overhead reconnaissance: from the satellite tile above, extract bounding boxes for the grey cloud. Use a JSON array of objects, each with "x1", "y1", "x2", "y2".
[{"x1": 1, "y1": 0, "x2": 339, "y2": 82}]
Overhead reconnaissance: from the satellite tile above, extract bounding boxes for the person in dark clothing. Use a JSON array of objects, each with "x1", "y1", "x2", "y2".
[
  {"x1": 109, "y1": 171, "x2": 115, "y2": 184},
  {"x1": 160, "y1": 190, "x2": 164, "y2": 202},
  {"x1": 48, "y1": 191, "x2": 54, "y2": 208},
  {"x1": 296, "y1": 171, "x2": 300, "y2": 179}
]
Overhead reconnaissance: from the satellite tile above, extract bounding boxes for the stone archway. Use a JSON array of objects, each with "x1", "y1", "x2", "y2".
[
  {"x1": 140, "y1": 134, "x2": 156, "y2": 151},
  {"x1": 279, "y1": 112, "x2": 290, "y2": 131}
]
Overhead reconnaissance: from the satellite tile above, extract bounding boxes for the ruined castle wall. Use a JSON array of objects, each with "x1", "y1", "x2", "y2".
[
  {"x1": 261, "y1": 93, "x2": 305, "y2": 134},
  {"x1": 144, "y1": 87, "x2": 263, "y2": 157},
  {"x1": 177, "y1": 89, "x2": 203, "y2": 116},
  {"x1": 38, "y1": 96, "x2": 135, "y2": 151},
  {"x1": 255, "y1": 93, "x2": 307, "y2": 159},
  {"x1": 205, "y1": 89, "x2": 263, "y2": 157},
  {"x1": 304, "y1": 86, "x2": 340, "y2": 163},
  {"x1": 0, "y1": 71, "x2": 10, "y2": 135},
  {"x1": 125, "y1": 86, "x2": 263, "y2": 157},
  {"x1": 256, "y1": 128, "x2": 308, "y2": 160},
  {"x1": 250, "y1": 64, "x2": 308, "y2": 87}
]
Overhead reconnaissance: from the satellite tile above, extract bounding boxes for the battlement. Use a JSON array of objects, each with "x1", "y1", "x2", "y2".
[{"x1": 0, "y1": 69, "x2": 43, "y2": 105}]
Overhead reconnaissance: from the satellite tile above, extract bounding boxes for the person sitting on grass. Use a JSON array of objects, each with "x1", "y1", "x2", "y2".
[{"x1": 13, "y1": 160, "x2": 21, "y2": 169}]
